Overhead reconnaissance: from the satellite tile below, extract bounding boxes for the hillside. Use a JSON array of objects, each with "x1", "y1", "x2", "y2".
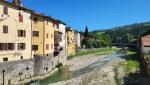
[{"x1": 92, "y1": 21, "x2": 150, "y2": 44}]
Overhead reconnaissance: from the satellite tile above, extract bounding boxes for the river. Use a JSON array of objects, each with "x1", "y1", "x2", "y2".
[{"x1": 28, "y1": 52, "x2": 125, "y2": 85}]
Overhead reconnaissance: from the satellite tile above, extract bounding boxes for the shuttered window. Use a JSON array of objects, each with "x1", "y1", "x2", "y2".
[
  {"x1": 0, "y1": 43, "x2": 14, "y2": 51},
  {"x1": 3, "y1": 25, "x2": 8, "y2": 33},
  {"x1": 19, "y1": 13, "x2": 23, "y2": 22},
  {"x1": 46, "y1": 44, "x2": 49, "y2": 50},
  {"x1": 18, "y1": 30, "x2": 26, "y2": 37},
  {"x1": 3, "y1": 6, "x2": 8, "y2": 15}
]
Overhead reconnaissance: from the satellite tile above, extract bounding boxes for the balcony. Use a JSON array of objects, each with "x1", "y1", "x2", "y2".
[{"x1": 54, "y1": 44, "x2": 63, "y2": 56}]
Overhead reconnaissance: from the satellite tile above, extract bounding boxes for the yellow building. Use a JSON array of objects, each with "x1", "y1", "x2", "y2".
[
  {"x1": 0, "y1": 0, "x2": 32, "y2": 62},
  {"x1": 32, "y1": 13, "x2": 55, "y2": 57},
  {"x1": 66, "y1": 27, "x2": 76, "y2": 56}
]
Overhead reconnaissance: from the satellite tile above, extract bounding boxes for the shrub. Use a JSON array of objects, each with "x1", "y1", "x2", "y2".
[{"x1": 56, "y1": 63, "x2": 63, "y2": 68}]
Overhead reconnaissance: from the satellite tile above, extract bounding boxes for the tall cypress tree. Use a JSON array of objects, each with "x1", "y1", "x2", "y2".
[{"x1": 84, "y1": 26, "x2": 88, "y2": 38}]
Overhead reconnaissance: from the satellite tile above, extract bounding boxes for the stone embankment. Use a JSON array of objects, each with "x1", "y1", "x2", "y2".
[{"x1": 49, "y1": 59, "x2": 125, "y2": 85}]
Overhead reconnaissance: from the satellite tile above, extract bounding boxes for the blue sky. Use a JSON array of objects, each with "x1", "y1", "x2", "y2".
[{"x1": 8, "y1": 0, "x2": 150, "y2": 31}]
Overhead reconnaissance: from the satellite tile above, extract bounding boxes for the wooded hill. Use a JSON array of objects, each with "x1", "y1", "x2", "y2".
[{"x1": 91, "y1": 21, "x2": 150, "y2": 44}]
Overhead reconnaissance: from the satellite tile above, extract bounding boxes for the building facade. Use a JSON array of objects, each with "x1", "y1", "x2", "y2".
[
  {"x1": 141, "y1": 35, "x2": 150, "y2": 54},
  {"x1": 0, "y1": 0, "x2": 34, "y2": 84},
  {"x1": 0, "y1": 0, "x2": 32, "y2": 62},
  {"x1": 58, "y1": 21, "x2": 67, "y2": 63},
  {"x1": 66, "y1": 27, "x2": 75, "y2": 56},
  {"x1": 74, "y1": 32, "x2": 81, "y2": 48}
]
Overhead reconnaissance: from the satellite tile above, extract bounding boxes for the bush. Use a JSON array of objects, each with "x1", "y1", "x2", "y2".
[
  {"x1": 56, "y1": 63, "x2": 63, "y2": 68},
  {"x1": 82, "y1": 39, "x2": 94, "y2": 48}
]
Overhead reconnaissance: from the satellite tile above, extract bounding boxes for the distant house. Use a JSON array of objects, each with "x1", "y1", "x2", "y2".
[
  {"x1": 66, "y1": 27, "x2": 76, "y2": 56},
  {"x1": 74, "y1": 32, "x2": 81, "y2": 48},
  {"x1": 141, "y1": 35, "x2": 150, "y2": 55}
]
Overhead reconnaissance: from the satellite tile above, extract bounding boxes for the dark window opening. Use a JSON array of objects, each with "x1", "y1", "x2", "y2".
[
  {"x1": 21, "y1": 56, "x2": 23, "y2": 59},
  {"x1": 18, "y1": 43, "x2": 26, "y2": 50},
  {"x1": 33, "y1": 31, "x2": 39, "y2": 37},
  {"x1": 26, "y1": 67, "x2": 29, "y2": 70},
  {"x1": 32, "y1": 45, "x2": 38, "y2": 51},
  {"x1": 33, "y1": 17, "x2": 38, "y2": 23},
  {"x1": 3, "y1": 58, "x2": 8, "y2": 61},
  {"x1": 3, "y1": 25, "x2": 8, "y2": 33}
]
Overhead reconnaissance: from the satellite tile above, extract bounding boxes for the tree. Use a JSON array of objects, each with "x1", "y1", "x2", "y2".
[{"x1": 84, "y1": 26, "x2": 88, "y2": 38}]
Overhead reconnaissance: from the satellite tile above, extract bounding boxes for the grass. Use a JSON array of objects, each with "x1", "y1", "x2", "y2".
[
  {"x1": 126, "y1": 50, "x2": 137, "y2": 55},
  {"x1": 67, "y1": 48, "x2": 120, "y2": 59},
  {"x1": 125, "y1": 60, "x2": 140, "y2": 75}
]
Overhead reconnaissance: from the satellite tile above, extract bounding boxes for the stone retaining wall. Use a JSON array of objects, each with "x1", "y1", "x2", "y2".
[
  {"x1": 0, "y1": 59, "x2": 34, "y2": 85},
  {"x1": 0, "y1": 53, "x2": 65, "y2": 85}
]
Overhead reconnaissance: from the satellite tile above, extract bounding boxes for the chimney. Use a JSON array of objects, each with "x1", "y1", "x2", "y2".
[{"x1": 12, "y1": 0, "x2": 22, "y2": 6}]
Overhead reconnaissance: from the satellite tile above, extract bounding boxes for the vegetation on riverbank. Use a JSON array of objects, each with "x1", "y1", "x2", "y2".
[
  {"x1": 68, "y1": 48, "x2": 120, "y2": 59},
  {"x1": 125, "y1": 60, "x2": 140, "y2": 75},
  {"x1": 113, "y1": 49, "x2": 148, "y2": 85}
]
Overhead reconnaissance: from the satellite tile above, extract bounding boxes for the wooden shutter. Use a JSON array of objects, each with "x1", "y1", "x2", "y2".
[{"x1": 3, "y1": 7, "x2": 8, "y2": 15}]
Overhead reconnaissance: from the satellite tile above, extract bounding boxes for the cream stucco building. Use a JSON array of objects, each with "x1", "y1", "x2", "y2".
[
  {"x1": 74, "y1": 32, "x2": 81, "y2": 48},
  {"x1": 0, "y1": 0, "x2": 32, "y2": 62}
]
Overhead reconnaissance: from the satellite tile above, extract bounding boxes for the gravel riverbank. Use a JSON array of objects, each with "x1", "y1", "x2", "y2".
[
  {"x1": 49, "y1": 58, "x2": 124, "y2": 85},
  {"x1": 68, "y1": 54, "x2": 111, "y2": 71}
]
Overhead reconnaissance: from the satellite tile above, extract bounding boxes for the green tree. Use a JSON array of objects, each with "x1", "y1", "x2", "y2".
[{"x1": 84, "y1": 26, "x2": 89, "y2": 38}]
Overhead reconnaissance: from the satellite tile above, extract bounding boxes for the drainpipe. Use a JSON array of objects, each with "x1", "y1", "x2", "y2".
[
  {"x1": 31, "y1": 13, "x2": 33, "y2": 59},
  {"x1": 43, "y1": 17, "x2": 45, "y2": 56}
]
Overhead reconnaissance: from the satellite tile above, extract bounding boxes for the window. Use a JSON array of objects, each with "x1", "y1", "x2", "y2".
[
  {"x1": 33, "y1": 17, "x2": 38, "y2": 23},
  {"x1": 47, "y1": 19, "x2": 49, "y2": 25},
  {"x1": 18, "y1": 43, "x2": 26, "y2": 50},
  {"x1": 0, "y1": 43, "x2": 4, "y2": 51},
  {"x1": 3, "y1": 58, "x2": 8, "y2": 61},
  {"x1": 46, "y1": 44, "x2": 49, "y2": 50},
  {"x1": 3, "y1": 6, "x2": 8, "y2": 15},
  {"x1": 46, "y1": 33, "x2": 49, "y2": 38},
  {"x1": 53, "y1": 23, "x2": 55, "y2": 27},
  {"x1": 56, "y1": 25, "x2": 59, "y2": 29},
  {"x1": 8, "y1": 43, "x2": 14, "y2": 50},
  {"x1": 51, "y1": 44, "x2": 53, "y2": 49},
  {"x1": 32, "y1": 45, "x2": 38, "y2": 51},
  {"x1": 18, "y1": 30, "x2": 26, "y2": 37},
  {"x1": 33, "y1": 31, "x2": 39, "y2": 37},
  {"x1": 3, "y1": 25, "x2": 8, "y2": 33},
  {"x1": 21, "y1": 56, "x2": 23, "y2": 59},
  {"x1": 0, "y1": 43, "x2": 14, "y2": 51},
  {"x1": 19, "y1": 12, "x2": 23, "y2": 22}
]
